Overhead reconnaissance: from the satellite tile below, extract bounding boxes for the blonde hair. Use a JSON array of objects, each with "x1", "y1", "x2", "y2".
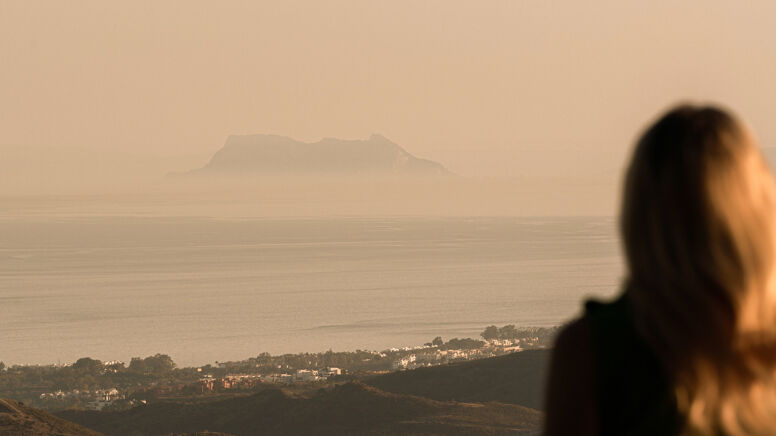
[{"x1": 622, "y1": 104, "x2": 776, "y2": 435}]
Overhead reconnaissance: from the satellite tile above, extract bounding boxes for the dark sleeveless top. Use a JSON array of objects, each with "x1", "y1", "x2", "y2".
[{"x1": 584, "y1": 293, "x2": 682, "y2": 435}]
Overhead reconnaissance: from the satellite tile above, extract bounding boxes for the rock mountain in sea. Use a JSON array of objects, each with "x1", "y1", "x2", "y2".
[{"x1": 182, "y1": 134, "x2": 449, "y2": 177}]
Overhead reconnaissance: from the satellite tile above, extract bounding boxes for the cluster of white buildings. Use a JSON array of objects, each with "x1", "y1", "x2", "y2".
[
  {"x1": 87, "y1": 388, "x2": 123, "y2": 410},
  {"x1": 389, "y1": 341, "x2": 535, "y2": 371},
  {"x1": 199, "y1": 367, "x2": 343, "y2": 389},
  {"x1": 39, "y1": 387, "x2": 124, "y2": 410},
  {"x1": 262, "y1": 367, "x2": 342, "y2": 384},
  {"x1": 391, "y1": 354, "x2": 418, "y2": 370}
]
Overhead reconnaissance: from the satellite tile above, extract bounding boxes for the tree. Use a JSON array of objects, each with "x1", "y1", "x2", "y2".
[
  {"x1": 481, "y1": 325, "x2": 500, "y2": 341},
  {"x1": 442, "y1": 338, "x2": 484, "y2": 350},
  {"x1": 147, "y1": 354, "x2": 176, "y2": 374},
  {"x1": 129, "y1": 354, "x2": 175, "y2": 375},
  {"x1": 0, "y1": 362, "x2": 5, "y2": 371},
  {"x1": 128, "y1": 357, "x2": 147, "y2": 374},
  {"x1": 498, "y1": 325, "x2": 518, "y2": 340},
  {"x1": 72, "y1": 357, "x2": 102, "y2": 373},
  {"x1": 431, "y1": 336, "x2": 444, "y2": 347}
]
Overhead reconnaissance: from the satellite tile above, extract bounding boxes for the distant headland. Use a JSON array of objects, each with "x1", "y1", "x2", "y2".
[{"x1": 172, "y1": 134, "x2": 451, "y2": 178}]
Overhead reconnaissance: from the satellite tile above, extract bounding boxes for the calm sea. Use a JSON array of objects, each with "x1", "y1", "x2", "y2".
[{"x1": 0, "y1": 216, "x2": 622, "y2": 367}]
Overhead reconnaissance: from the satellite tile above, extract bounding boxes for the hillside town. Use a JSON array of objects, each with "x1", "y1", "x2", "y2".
[{"x1": 4, "y1": 325, "x2": 557, "y2": 412}]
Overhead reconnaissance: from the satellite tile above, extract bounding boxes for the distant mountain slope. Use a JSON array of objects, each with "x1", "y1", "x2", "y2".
[
  {"x1": 366, "y1": 349, "x2": 551, "y2": 410},
  {"x1": 0, "y1": 398, "x2": 102, "y2": 436},
  {"x1": 57, "y1": 383, "x2": 541, "y2": 436},
  {"x1": 180, "y1": 134, "x2": 449, "y2": 176}
]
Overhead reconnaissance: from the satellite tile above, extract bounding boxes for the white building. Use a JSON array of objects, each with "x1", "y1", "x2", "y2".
[
  {"x1": 294, "y1": 369, "x2": 318, "y2": 382},
  {"x1": 391, "y1": 354, "x2": 417, "y2": 370}
]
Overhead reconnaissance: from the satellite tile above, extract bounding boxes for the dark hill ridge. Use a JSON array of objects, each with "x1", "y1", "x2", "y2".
[
  {"x1": 366, "y1": 349, "x2": 550, "y2": 410},
  {"x1": 181, "y1": 133, "x2": 449, "y2": 176},
  {"x1": 44, "y1": 350, "x2": 550, "y2": 435},
  {"x1": 57, "y1": 383, "x2": 542, "y2": 436},
  {"x1": 0, "y1": 398, "x2": 102, "y2": 436}
]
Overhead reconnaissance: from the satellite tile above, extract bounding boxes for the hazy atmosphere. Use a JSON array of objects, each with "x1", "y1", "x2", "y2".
[
  {"x1": 5, "y1": 2, "x2": 776, "y2": 435},
  {"x1": 4, "y1": 1, "x2": 776, "y2": 216},
  {"x1": 4, "y1": 0, "x2": 776, "y2": 358}
]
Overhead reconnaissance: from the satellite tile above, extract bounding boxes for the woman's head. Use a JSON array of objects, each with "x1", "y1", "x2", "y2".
[{"x1": 622, "y1": 104, "x2": 776, "y2": 435}]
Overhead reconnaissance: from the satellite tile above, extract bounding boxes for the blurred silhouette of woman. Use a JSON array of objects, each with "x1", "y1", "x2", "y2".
[{"x1": 544, "y1": 105, "x2": 776, "y2": 436}]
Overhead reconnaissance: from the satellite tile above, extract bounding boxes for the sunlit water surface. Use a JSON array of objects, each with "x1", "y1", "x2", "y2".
[{"x1": 0, "y1": 216, "x2": 622, "y2": 366}]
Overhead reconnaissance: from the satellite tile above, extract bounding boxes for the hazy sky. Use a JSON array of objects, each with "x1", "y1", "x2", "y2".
[{"x1": 2, "y1": 1, "x2": 776, "y2": 181}]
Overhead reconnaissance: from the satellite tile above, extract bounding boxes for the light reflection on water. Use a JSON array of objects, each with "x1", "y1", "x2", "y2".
[{"x1": 0, "y1": 216, "x2": 622, "y2": 366}]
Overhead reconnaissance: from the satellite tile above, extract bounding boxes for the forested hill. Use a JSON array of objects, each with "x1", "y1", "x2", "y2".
[
  {"x1": 57, "y1": 383, "x2": 542, "y2": 436},
  {"x1": 53, "y1": 350, "x2": 551, "y2": 435},
  {"x1": 366, "y1": 348, "x2": 550, "y2": 410}
]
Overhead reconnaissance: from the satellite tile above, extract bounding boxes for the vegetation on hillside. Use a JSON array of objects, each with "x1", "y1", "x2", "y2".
[
  {"x1": 0, "y1": 326, "x2": 558, "y2": 412},
  {"x1": 0, "y1": 398, "x2": 102, "y2": 436},
  {"x1": 56, "y1": 382, "x2": 542, "y2": 436}
]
